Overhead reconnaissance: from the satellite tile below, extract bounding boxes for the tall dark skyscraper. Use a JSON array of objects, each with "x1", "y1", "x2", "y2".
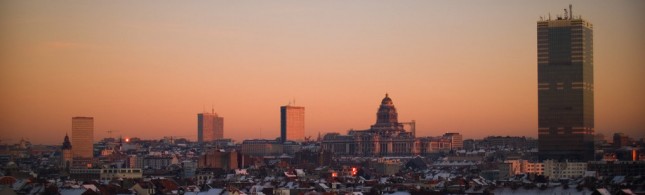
[{"x1": 537, "y1": 5, "x2": 595, "y2": 161}]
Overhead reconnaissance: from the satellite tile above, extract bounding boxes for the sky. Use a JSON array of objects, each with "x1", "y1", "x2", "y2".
[{"x1": 1, "y1": 1, "x2": 644, "y2": 145}]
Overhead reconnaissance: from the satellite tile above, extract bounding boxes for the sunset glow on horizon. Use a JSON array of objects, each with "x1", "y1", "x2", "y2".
[{"x1": 1, "y1": 1, "x2": 643, "y2": 145}]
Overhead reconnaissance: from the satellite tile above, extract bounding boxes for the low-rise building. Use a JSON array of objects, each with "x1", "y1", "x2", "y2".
[
  {"x1": 375, "y1": 159, "x2": 401, "y2": 176},
  {"x1": 240, "y1": 139, "x2": 284, "y2": 157},
  {"x1": 198, "y1": 150, "x2": 238, "y2": 170},
  {"x1": 182, "y1": 161, "x2": 197, "y2": 178},
  {"x1": 144, "y1": 156, "x2": 173, "y2": 169},
  {"x1": 587, "y1": 161, "x2": 645, "y2": 177},
  {"x1": 443, "y1": 133, "x2": 463, "y2": 150},
  {"x1": 503, "y1": 160, "x2": 544, "y2": 175},
  {"x1": 69, "y1": 169, "x2": 101, "y2": 180},
  {"x1": 128, "y1": 155, "x2": 144, "y2": 169},
  {"x1": 100, "y1": 168, "x2": 143, "y2": 183},
  {"x1": 543, "y1": 160, "x2": 587, "y2": 180}
]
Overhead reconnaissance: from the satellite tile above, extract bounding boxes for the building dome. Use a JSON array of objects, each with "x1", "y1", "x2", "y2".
[
  {"x1": 381, "y1": 93, "x2": 393, "y2": 105},
  {"x1": 376, "y1": 93, "x2": 398, "y2": 125}
]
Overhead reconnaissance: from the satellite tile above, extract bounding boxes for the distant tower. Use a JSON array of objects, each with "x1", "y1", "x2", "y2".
[
  {"x1": 61, "y1": 134, "x2": 73, "y2": 169},
  {"x1": 72, "y1": 117, "x2": 94, "y2": 159},
  {"x1": 197, "y1": 112, "x2": 224, "y2": 144},
  {"x1": 537, "y1": 5, "x2": 595, "y2": 161},
  {"x1": 281, "y1": 105, "x2": 305, "y2": 143}
]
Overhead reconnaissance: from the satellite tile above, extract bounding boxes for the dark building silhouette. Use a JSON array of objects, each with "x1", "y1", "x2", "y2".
[
  {"x1": 537, "y1": 5, "x2": 595, "y2": 161},
  {"x1": 613, "y1": 133, "x2": 632, "y2": 148},
  {"x1": 61, "y1": 134, "x2": 72, "y2": 169}
]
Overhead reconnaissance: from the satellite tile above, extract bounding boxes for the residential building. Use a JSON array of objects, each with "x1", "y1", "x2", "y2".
[
  {"x1": 543, "y1": 160, "x2": 587, "y2": 180},
  {"x1": 100, "y1": 168, "x2": 143, "y2": 183},
  {"x1": 502, "y1": 160, "x2": 544, "y2": 176},
  {"x1": 240, "y1": 139, "x2": 284, "y2": 157},
  {"x1": 128, "y1": 155, "x2": 144, "y2": 169},
  {"x1": 143, "y1": 156, "x2": 173, "y2": 169},
  {"x1": 375, "y1": 159, "x2": 402, "y2": 176},
  {"x1": 182, "y1": 161, "x2": 197, "y2": 178},
  {"x1": 443, "y1": 133, "x2": 463, "y2": 150},
  {"x1": 588, "y1": 161, "x2": 645, "y2": 177},
  {"x1": 198, "y1": 150, "x2": 238, "y2": 170},
  {"x1": 69, "y1": 168, "x2": 101, "y2": 180},
  {"x1": 524, "y1": 161, "x2": 545, "y2": 175},
  {"x1": 415, "y1": 137, "x2": 452, "y2": 154},
  {"x1": 537, "y1": 6, "x2": 595, "y2": 161}
]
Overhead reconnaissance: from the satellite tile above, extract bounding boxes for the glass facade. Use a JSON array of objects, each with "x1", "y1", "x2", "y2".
[
  {"x1": 537, "y1": 19, "x2": 595, "y2": 161},
  {"x1": 197, "y1": 112, "x2": 224, "y2": 143},
  {"x1": 280, "y1": 105, "x2": 305, "y2": 143},
  {"x1": 72, "y1": 116, "x2": 94, "y2": 159}
]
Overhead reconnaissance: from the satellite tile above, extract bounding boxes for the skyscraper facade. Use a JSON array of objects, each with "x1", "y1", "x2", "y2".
[
  {"x1": 537, "y1": 6, "x2": 595, "y2": 161},
  {"x1": 280, "y1": 105, "x2": 305, "y2": 143},
  {"x1": 197, "y1": 112, "x2": 224, "y2": 144},
  {"x1": 71, "y1": 116, "x2": 94, "y2": 159}
]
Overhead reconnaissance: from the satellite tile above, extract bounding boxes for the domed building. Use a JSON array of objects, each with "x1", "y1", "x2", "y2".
[
  {"x1": 371, "y1": 94, "x2": 406, "y2": 132},
  {"x1": 322, "y1": 94, "x2": 417, "y2": 156}
]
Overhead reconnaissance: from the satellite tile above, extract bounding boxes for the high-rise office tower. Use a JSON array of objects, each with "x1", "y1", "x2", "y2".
[
  {"x1": 280, "y1": 105, "x2": 305, "y2": 143},
  {"x1": 71, "y1": 117, "x2": 94, "y2": 159},
  {"x1": 197, "y1": 111, "x2": 224, "y2": 144},
  {"x1": 537, "y1": 5, "x2": 594, "y2": 161}
]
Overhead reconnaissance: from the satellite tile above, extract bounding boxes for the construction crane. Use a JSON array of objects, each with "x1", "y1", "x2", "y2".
[{"x1": 400, "y1": 120, "x2": 416, "y2": 137}]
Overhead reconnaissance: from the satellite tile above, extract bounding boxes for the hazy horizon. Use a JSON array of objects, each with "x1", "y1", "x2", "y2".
[{"x1": 1, "y1": 1, "x2": 644, "y2": 145}]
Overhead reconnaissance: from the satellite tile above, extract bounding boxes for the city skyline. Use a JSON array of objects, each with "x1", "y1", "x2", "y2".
[{"x1": 1, "y1": 1, "x2": 644, "y2": 145}]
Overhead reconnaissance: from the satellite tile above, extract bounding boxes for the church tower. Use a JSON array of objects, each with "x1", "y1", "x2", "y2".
[{"x1": 61, "y1": 134, "x2": 73, "y2": 169}]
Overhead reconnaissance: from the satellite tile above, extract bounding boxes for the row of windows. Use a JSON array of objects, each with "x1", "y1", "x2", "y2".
[{"x1": 102, "y1": 169, "x2": 142, "y2": 173}]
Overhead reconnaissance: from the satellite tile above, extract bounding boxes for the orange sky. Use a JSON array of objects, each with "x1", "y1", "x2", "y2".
[{"x1": 1, "y1": 1, "x2": 644, "y2": 145}]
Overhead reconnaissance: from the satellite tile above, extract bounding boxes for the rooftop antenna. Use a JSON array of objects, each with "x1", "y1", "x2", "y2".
[
  {"x1": 549, "y1": 12, "x2": 551, "y2": 20},
  {"x1": 293, "y1": 97, "x2": 296, "y2": 106},
  {"x1": 211, "y1": 105, "x2": 214, "y2": 114},
  {"x1": 569, "y1": 4, "x2": 573, "y2": 20},
  {"x1": 564, "y1": 8, "x2": 568, "y2": 20}
]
